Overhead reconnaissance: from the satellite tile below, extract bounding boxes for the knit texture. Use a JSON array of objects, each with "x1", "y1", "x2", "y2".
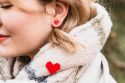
[{"x1": 0, "y1": 3, "x2": 115, "y2": 83}]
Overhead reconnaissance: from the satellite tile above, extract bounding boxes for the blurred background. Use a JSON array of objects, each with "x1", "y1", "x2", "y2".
[{"x1": 98, "y1": 0, "x2": 125, "y2": 83}]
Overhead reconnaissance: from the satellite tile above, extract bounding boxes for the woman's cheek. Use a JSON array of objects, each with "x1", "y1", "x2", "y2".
[{"x1": 1, "y1": 11, "x2": 30, "y2": 34}]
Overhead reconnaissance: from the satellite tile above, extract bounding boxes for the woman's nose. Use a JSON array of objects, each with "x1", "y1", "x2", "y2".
[
  {"x1": 0, "y1": 16, "x2": 2, "y2": 26},
  {"x1": 0, "y1": 12, "x2": 2, "y2": 26},
  {"x1": 0, "y1": 8, "x2": 2, "y2": 26}
]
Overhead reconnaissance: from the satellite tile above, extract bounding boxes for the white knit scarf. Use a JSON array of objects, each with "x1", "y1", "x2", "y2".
[{"x1": 0, "y1": 3, "x2": 112, "y2": 83}]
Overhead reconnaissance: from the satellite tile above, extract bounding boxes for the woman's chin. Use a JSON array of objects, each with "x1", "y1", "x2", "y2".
[{"x1": 0, "y1": 49, "x2": 17, "y2": 57}]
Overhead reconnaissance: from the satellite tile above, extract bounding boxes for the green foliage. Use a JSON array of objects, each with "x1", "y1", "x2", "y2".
[{"x1": 102, "y1": 0, "x2": 125, "y2": 83}]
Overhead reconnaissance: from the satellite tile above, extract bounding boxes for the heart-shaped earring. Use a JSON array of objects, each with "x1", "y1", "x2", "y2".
[
  {"x1": 54, "y1": 20, "x2": 60, "y2": 25},
  {"x1": 52, "y1": 19, "x2": 61, "y2": 28}
]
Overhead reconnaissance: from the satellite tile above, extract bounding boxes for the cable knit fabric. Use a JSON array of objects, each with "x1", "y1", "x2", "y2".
[{"x1": 0, "y1": 3, "x2": 116, "y2": 83}]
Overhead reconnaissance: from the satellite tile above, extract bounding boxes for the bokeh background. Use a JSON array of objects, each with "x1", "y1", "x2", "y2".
[{"x1": 98, "y1": 0, "x2": 125, "y2": 83}]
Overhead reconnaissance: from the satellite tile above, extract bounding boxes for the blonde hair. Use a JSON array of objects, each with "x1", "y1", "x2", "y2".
[
  {"x1": 9, "y1": 0, "x2": 97, "y2": 54},
  {"x1": 48, "y1": 0, "x2": 97, "y2": 53}
]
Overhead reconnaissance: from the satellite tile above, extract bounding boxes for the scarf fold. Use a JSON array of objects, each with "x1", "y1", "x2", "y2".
[{"x1": 0, "y1": 3, "x2": 113, "y2": 83}]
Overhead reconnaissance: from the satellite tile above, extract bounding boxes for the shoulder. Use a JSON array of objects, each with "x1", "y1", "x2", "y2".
[{"x1": 77, "y1": 53, "x2": 117, "y2": 83}]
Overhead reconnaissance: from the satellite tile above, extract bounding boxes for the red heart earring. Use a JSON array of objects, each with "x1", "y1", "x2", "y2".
[
  {"x1": 54, "y1": 20, "x2": 60, "y2": 25},
  {"x1": 52, "y1": 19, "x2": 61, "y2": 29}
]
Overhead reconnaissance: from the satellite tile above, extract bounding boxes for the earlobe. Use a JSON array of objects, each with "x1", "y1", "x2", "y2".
[{"x1": 52, "y1": 19, "x2": 62, "y2": 28}]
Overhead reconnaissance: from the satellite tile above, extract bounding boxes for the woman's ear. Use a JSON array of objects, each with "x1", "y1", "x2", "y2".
[{"x1": 50, "y1": 1, "x2": 69, "y2": 28}]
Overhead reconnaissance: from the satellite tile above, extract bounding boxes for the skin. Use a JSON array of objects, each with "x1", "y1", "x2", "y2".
[{"x1": 0, "y1": 0, "x2": 68, "y2": 59}]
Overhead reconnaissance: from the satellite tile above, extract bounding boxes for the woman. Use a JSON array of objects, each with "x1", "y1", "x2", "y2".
[{"x1": 0, "y1": 0, "x2": 116, "y2": 83}]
